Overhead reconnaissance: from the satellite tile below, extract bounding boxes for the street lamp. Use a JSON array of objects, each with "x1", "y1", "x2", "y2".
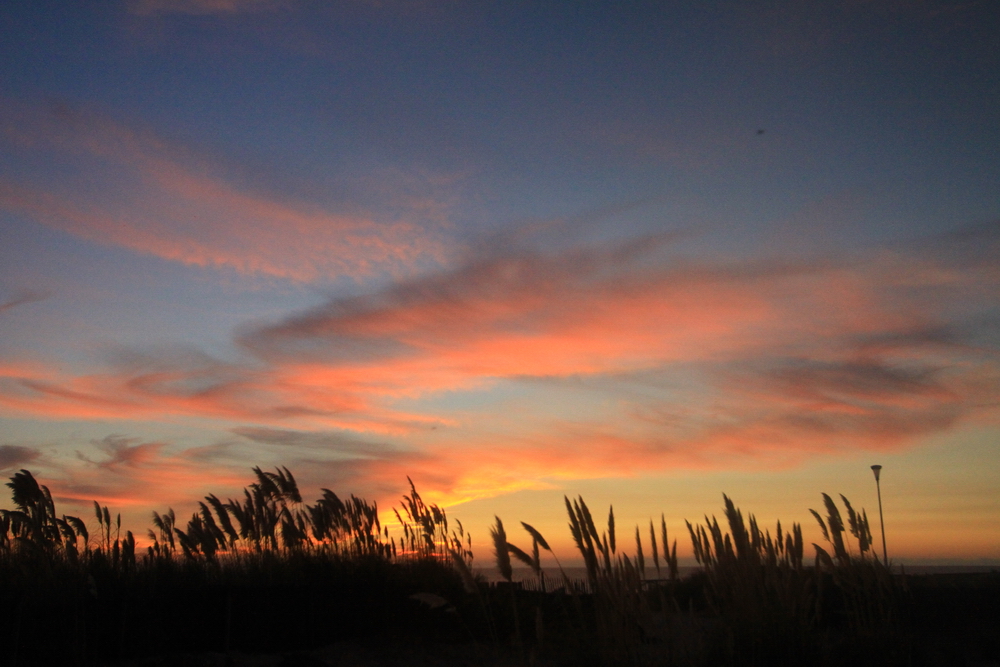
[{"x1": 871, "y1": 465, "x2": 888, "y2": 566}]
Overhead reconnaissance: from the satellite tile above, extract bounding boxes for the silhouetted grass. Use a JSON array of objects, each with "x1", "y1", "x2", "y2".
[
  {"x1": 490, "y1": 492, "x2": 915, "y2": 666},
  {"x1": 1, "y1": 467, "x2": 995, "y2": 666},
  {"x1": 0, "y1": 468, "x2": 475, "y2": 665}
]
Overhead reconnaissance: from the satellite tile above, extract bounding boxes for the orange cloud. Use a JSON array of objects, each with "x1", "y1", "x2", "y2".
[
  {"x1": 12, "y1": 434, "x2": 247, "y2": 516},
  {"x1": 0, "y1": 356, "x2": 440, "y2": 434},
  {"x1": 243, "y1": 244, "x2": 979, "y2": 394},
  {"x1": 2, "y1": 226, "x2": 998, "y2": 509},
  {"x1": 0, "y1": 100, "x2": 450, "y2": 281}
]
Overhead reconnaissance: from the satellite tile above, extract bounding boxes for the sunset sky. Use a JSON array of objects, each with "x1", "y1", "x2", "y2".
[{"x1": 1, "y1": 0, "x2": 998, "y2": 565}]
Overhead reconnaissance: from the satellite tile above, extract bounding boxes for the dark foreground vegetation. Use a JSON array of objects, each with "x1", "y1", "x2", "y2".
[{"x1": 1, "y1": 468, "x2": 997, "y2": 666}]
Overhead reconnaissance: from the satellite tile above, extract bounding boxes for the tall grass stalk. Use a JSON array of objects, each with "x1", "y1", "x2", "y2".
[
  {"x1": 811, "y1": 493, "x2": 902, "y2": 639},
  {"x1": 1, "y1": 467, "x2": 912, "y2": 666}
]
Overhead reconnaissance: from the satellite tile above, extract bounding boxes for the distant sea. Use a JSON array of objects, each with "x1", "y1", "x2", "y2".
[
  {"x1": 478, "y1": 566, "x2": 696, "y2": 584},
  {"x1": 477, "y1": 564, "x2": 999, "y2": 584},
  {"x1": 895, "y1": 564, "x2": 1000, "y2": 575}
]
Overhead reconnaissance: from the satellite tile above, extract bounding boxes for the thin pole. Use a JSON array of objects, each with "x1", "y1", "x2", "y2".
[{"x1": 871, "y1": 465, "x2": 887, "y2": 565}]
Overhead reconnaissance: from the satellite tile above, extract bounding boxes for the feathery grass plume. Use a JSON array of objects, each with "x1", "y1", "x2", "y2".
[
  {"x1": 809, "y1": 492, "x2": 900, "y2": 640},
  {"x1": 570, "y1": 496, "x2": 605, "y2": 587},
  {"x1": 198, "y1": 502, "x2": 226, "y2": 551},
  {"x1": 520, "y1": 522, "x2": 549, "y2": 552},
  {"x1": 579, "y1": 497, "x2": 600, "y2": 545},
  {"x1": 823, "y1": 492, "x2": 848, "y2": 562},
  {"x1": 0, "y1": 470, "x2": 87, "y2": 559},
  {"x1": 601, "y1": 532, "x2": 613, "y2": 574},
  {"x1": 810, "y1": 494, "x2": 879, "y2": 567},
  {"x1": 490, "y1": 516, "x2": 522, "y2": 648},
  {"x1": 810, "y1": 507, "x2": 829, "y2": 543},
  {"x1": 0, "y1": 467, "x2": 492, "y2": 664},
  {"x1": 565, "y1": 496, "x2": 595, "y2": 585},
  {"x1": 661, "y1": 514, "x2": 678, "y2": 580},
  {"x1": 634, "y1": 525, "x2": 645, "y2": 578},
  {"x1": 66, "y1": 515, "x2": 89, "y2": 551},
  {"x1": 7, "y1": 470, "x2": 44, "y2": 512},
  {"x1": 686, "y1": 520, "x2": 702, "y2": 565},
  {"x1": 607, "y1": 505, "x2": 616, "y2": 554},
  {"x1": 490, "y1": 516, "x2": 512, "y2": 582},
  {"x1": 0, "y1": 468, "x2": 920, "y2": 666},
  {"x1": 859, "y1": 508, "x2": 873, "y2": 557},
  {"x1": 841, "y1": 494, "x2": 874, "y2": 555},
  {"x1": 54, "y1": 517, "x2": 77, "y2": 561},
  {"x1": 723, "y1": 495, "x2": 750, "y2": 561},
  {"x1": 394, "y1": 477, "x2": 453, "y2": 561},
  {"x1": 649, "y1": 519, "x2": 659, "y2": 578},
  {"x1": 556, "y1": 495, "x2": 662, "y2": 662},
  {"x1": 686, "y1": 494, "x2": 816, "y2": 663},
  {"x1": 522, "y1": 521, "x2": 571, "y2": 590},
  {"x1": 150, "y1": 509, "x2": 177, "y2": 556},
  {"x1": 454, "y1": 518, "x2": 474, "y2": 565},
  {"x1": 506, "y1": 541, "x2": 535, "y2": 572},
  {"x1": 450, "y1": 546, "x2": 478, "y2": 594},
  {"x1": 530, "y1": 535, "x2": 540, "y2": 584},
  {"x1": 205, "y1": 494, "x2": 238, "y2": 548}
]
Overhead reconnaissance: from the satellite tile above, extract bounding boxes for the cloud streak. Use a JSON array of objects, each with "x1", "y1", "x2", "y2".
[
  {"x1": 0, "y1": 100, "x2": 450, "y2": 282},
  {"x1": 33, "y1": 434, "x2": 252, "y2": 514},
  {"x1": 1, "y1": 223, "x2": 997, "y2": 503},
  {"x1": 0, "y1": 290, "x2": 50, "y2": 315},
  {"x1": 0, "y1": 444, "x2": 41, "y2": 471}
]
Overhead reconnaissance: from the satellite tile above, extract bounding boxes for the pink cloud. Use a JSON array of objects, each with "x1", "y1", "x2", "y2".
[
  {"x1": 0, "y1": 347, "x2": 448, "y2": 434},
  {"x1": 243, "y1": 245, "x2": 974, "y2": 395},
  {"x1": 12, "y1": 435, "x2": 248, "y2": 519},
  {"x1": 1, "y1": 226, "x2": 998, "y2": 507},
  {"x1": 0, "y1": 100, "x2": 450, "y2": 281}
]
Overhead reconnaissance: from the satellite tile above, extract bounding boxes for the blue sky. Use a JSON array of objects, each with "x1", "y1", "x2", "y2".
[{"x1": 1, "y1": 0, "x2": 998, "y2": 562}]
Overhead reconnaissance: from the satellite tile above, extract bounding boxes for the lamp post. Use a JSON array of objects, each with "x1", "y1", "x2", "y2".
[{"x1": 871, "y1": 465, "x2": 887, "y2": 566}]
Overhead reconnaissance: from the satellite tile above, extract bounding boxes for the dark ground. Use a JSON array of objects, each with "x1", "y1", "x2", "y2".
[
  {"x1": 115, "y1": 572, "x2": 1000, "y2": 667},
  {"x1": 7, "y1": 570, "x2": 998, "y2": 666}
]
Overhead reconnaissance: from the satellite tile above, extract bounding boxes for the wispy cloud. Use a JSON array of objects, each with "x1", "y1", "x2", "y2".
[
  {"x1": 79, "y1": 434, "x2": 167, "y2": 470},
  {"x1": 0, "y1": 345, "x2": 442, "y2": 432},
  {"x1": 0, "y1": 290, "x2": 50, "y2": 315},
  {"x1": 0, "y1": 444, "x2": 41, "y2": 471},
  {"x1": 1, "y1": 223, "x2": 997, "y2": 503},
  {"x1": 41, "y1": 434, "x2": 250, "y2": 510},
  {"x1": 0, "y1": 100, "x2": 450, "y2": 282},
  {"x1": 230, "y1": 426, "x2": 436, "y2": 497}
]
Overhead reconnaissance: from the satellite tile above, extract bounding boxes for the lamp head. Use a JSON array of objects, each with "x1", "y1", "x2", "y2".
[{"x1": 871, "y1": 464, "x2": 882, "y2": 481}]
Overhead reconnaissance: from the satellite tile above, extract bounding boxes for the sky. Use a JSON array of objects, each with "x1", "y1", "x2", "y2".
[{"x1": 1, "y1": 0, "x2": 998, "y2": 566}]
